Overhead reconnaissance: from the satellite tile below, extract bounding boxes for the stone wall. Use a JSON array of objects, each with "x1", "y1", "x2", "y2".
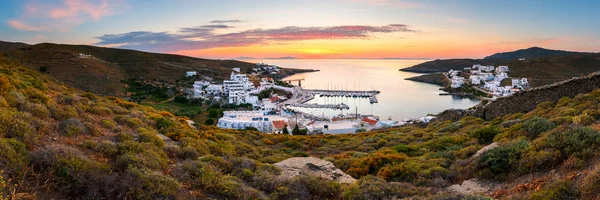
[{"x1": 434, "y1": 72, "x2": 600, "y2": 122}]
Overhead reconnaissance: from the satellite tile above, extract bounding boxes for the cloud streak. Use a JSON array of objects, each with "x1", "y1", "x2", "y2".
[
  {"x1": 210, "y1": 20, "x2": 245, "y2": 24},
  {"x1": 96, "y1": 24, "x2": 418, "y2": 52},
  {"x1": 6, "y1": 0, "x2": 125, "y2": 31}
]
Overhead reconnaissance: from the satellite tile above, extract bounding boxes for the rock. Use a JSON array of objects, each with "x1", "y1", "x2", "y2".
[
  {"x1": 274, "y1": 157, "x2": 356, "y2": 184},
  {"x1": 472, "y1": 142, "x2": 499, "y2": 159},
  {"x1": 448, "y1": 178, "x2": 491, "y2": 195}
]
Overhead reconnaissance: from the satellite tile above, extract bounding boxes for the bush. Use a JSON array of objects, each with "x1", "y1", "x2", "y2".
[
  {"x1": 136, "y1": 128, "x2": 165, "y2": 148},
  {"x1": 173, "y1": 95, "x2": 188, "y2": 104},
  {"x1": 477, "y1": 139, "x2": 528, "y2": 180},
  {"x1": 205, "y1": 118, "x2": 215, "y2": 125},
  {"x1": 524, "y1": 117, "x2": 555, "y2": 137},
  {"x1": 100, "y1": 119, "x2": 117, "y2": 129},
  {"x1": 529, "y1": 180, "x2": 579, "y2": 200},
  {"x1": 470, "y1": 126, "x2": 501, "y2": 144},
  {"x1": 538, "y1": 126, "x2": 600, "y2": 160},
  {"x1": 59, "y1": 118, "x2": 88, "y2": 136},
  {"x1": 393, "y1": 144, "x2": 423, "y2": 157},
  {"x1": 125, "y1": 167, "x2": 180, "y2": 200},
  {"x1": 208, "y1": 109, "x2": 219, "y2": 118}
]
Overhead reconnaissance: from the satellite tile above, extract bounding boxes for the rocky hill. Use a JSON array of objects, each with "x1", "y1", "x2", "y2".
[
  {"x1": 4, "y1": 53, "x2": 600, "y2": 199},
  {"x1": 0, "y1": 42, "x2": 312, "y2": 96},
  {"x1": 0, "y1": 41, "x2": 29, "y2": 51},
  {"x1": 402, "y1": 47, "x2": 600, "y2": 87},
  {"x1": 484, "y1": 47, "x2": 585, "y2": 60}
]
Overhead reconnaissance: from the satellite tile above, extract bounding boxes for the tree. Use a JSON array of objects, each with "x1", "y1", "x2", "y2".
[
  {"x1": 173, "y1": 95, "x2": 188, "y2": 104},
  {"x1": 208, "y1": 109, "x2": 219, "y2": 118},
  {"x1": 282, "y1": 125, "x2": 289, "y2": 134},
  {"x1": 292, "y1": 125, "x2": 306, "y2": 135},
  {"x1": 205, "y1": 118, "x2": 214, "y2": 125}
]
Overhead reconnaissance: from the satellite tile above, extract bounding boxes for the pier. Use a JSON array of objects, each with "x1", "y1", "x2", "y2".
[
  {"x1": 286, "y1": 103, "x2": 350, "y2": 110},
  {"x1": 307, "y1": 89, "x2": 380, "y2": 98}
]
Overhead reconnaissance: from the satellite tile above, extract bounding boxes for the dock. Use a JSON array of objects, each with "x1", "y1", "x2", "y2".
[
  {"x1": 307, "y1": 89, "x2": 380, "y2": 98},
  {"x1": 286, "y1": 103, "x2": 350, "y2": 110}
]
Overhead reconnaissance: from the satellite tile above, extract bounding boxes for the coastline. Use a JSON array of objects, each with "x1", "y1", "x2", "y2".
[{"x1": 276, "y1": 68, "x2": 320, "y2": 80}]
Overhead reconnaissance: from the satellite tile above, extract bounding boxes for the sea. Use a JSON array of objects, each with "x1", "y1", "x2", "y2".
[{"x1": 248, "y1": 59, "x2": 480, "y2": 121}]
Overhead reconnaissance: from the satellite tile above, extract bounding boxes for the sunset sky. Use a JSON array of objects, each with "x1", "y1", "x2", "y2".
[{"x1": 1, "y1": 0, "x2": 599, "y2": 59}]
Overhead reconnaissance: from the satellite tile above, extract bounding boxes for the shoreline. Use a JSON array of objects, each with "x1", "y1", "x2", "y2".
[{"x1": 276, "y1": 68, "x2": 320, "y2": 80}]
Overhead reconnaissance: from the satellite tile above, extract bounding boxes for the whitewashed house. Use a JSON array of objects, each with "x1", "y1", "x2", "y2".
[
  {"x1": 470, "y1": 76, "x2": 482, "y2": 85},
  {"x1": 206, "y1": 84, "x2": 223, "y2": 95},
  {"x1": 186, "y1": 71, "x2": 197, "y2": 77},
  {"x1": 520, "y1": 78, "x2": 529, "y2": 86},
  {"x1": 232, "y1": 68, "x2": 241, "y2": 73},
  {"x1": 512, "y1": 79, "x2": 521, "y2": 87},
  {"x1": 217, "y1": 111, "x2": 273, "y2": 132},
  {"x1": 496, "y1": 66, "x2": 510, "y2": 73}
]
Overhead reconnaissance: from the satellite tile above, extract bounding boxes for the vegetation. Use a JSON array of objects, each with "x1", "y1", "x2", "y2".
[{"x1": 4, "y1": 53, "x2": 600, "y2": 199}]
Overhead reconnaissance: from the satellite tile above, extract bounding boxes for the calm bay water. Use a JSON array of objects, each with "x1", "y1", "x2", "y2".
[{"x1": 249, "y1": 59, "x2": 480, "y2": 120}]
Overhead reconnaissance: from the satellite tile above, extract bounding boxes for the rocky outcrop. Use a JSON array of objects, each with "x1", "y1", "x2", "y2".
[
  {"x1": 274, "y1": 157, "x2": 356, "y2": 184},
  {"x1": 435, "y1": 72, "x2": 600, "y2": 121},
  {"x1": 448, "y1": 178, "x2": 494, "y2": 195}
]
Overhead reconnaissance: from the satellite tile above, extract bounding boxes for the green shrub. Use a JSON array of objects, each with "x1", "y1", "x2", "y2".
[
  {"x1": 89, "y1": 106, "x2": 113, "y2": 116},
  {"x1": 114, "y1": 115, "x2": 143, "y2": 128},
  {"x1": 528, "y1": 180, "x2": 578, "y2": 200},
  {"x1": 59, "y1": 118, "x2": 87, "y2": 136},
  {"x1": 100, "y1": 119, "x2": 117, "y2": 129},
  {"x1": 538, "y1": 126, "x2": 600, "y2": 160},
  {"x1": 50, "y1": 104, "x2": 79, "y2": 121},
  {"x1": 208, "y1": 109, "x2": 219, "y2": 118},
  {"x1": 125, "y1": 167, "x2": 180, "y2": 200},
  {"x1": 470, "y1": 126, "x2": 501, "y2": 144},
  {"x1": 205, "y1": 118, "x2": 215, "y2": 125},
  {"x1": 393, "y1": 144, "x2": 423, "y2": 157},
  {"x1": 24, "y1": 103, "x2": 50, "y2": 118},
  {"x1": 524, "y1": 117, "x2": 555, "y2": 137},
  {"x1": 477, "y1": 139, "x2": 528, "y2": 180},
  {"x1": 136, "y1": 128, "x2": 165, "y2": 148}
]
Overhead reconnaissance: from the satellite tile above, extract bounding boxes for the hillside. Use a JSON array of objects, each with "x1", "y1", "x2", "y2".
[
  {"x1": 0, "y1": 41, "x2": 29, "y2": 51},
  {"x1": 5, "y1": 51, "x2": 600, "y2": 199},
  {"x1": 402, "y1": 47, "x2": 600, "y2": 87},
  {"x1": 484, "y1": 47, "x2": 585, "y2": 60},
  {"x1": 0, "y1": 42, "x2": 312, "y2": 96}
]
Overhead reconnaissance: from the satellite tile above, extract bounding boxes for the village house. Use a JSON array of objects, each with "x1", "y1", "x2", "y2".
[
  {"x1": 217, "y1": 111, "x2": 279, "y2": 132},
  {"x1": 185, "y1": 71, "x2": 197, "y2": 77},
  {"x1": 271, "y1": 120, "x2": 287, "y2": 134}
]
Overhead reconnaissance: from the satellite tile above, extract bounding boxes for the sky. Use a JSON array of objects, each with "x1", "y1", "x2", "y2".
[{"x1": 1, "y1": 0, "x2": 599, "y2": 59}]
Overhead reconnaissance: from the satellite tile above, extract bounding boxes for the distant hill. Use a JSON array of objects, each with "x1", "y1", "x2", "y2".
[
  {"x1": 400, "y1": 59, "x2": 500, "y2": 73},
  {"x1": 401, "y1": 47, "x2": 600, "y2": 86},
  {"x1": 483, "y1": 47, "x2": 586, "y2": 60},
  {"x1": 0, "y1": 40, "x2": 29, "y2": 51},
  {"x1": 0, "y1": 43, "x2": 267, "y2": 96}
]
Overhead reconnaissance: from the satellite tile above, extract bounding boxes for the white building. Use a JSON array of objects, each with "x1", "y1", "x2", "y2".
[
  {"x1": 232, "y1": 68, "x2": 241, "y2": 73},
  {"x1": 206, "y1": 84, "x2": 223, "y2": 95},
  {"x1": 451, "y1": 76, "x2": 465, "y2": 88},
  {"x1": 470, "y1": 75, "x2": 482, "y2": 85},
  {"x1": 520, "y1": 78, "x2": 529, "y2": 86},
  {"x1": 512, "y1": 79, "x2": 521, "y2": 87},
  {"x1": 186, "y1": 71, "x2": 197, "y2": 77},
  {"x1": 217, "y1": 111, "x2": 274, "y2": 132},
  {"x1": 496, "y1": 66, "x2": 510, "y2": 73},
  {"x1": 228, "y1": 91, "x2": 259, "y2": 105}
]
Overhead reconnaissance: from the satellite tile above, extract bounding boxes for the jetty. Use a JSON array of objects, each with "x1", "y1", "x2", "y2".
[
  {"x1": 307, "y1": 89, "x2": 380, "y2": 98},
  {"x1": 286, "y1": 103, "x2": 350, "y2": 110}
]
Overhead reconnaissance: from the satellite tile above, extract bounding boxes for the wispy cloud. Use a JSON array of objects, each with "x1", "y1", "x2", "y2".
[
  {"x1": 95, "y1": 24, "x2": 419, "y2": 52},
  {"x1": 6, "y1": 0, "x2": 125, "y2": 31},
  {"x1": 209, "y1": 20, "x2": 245, "y2": 24}
]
